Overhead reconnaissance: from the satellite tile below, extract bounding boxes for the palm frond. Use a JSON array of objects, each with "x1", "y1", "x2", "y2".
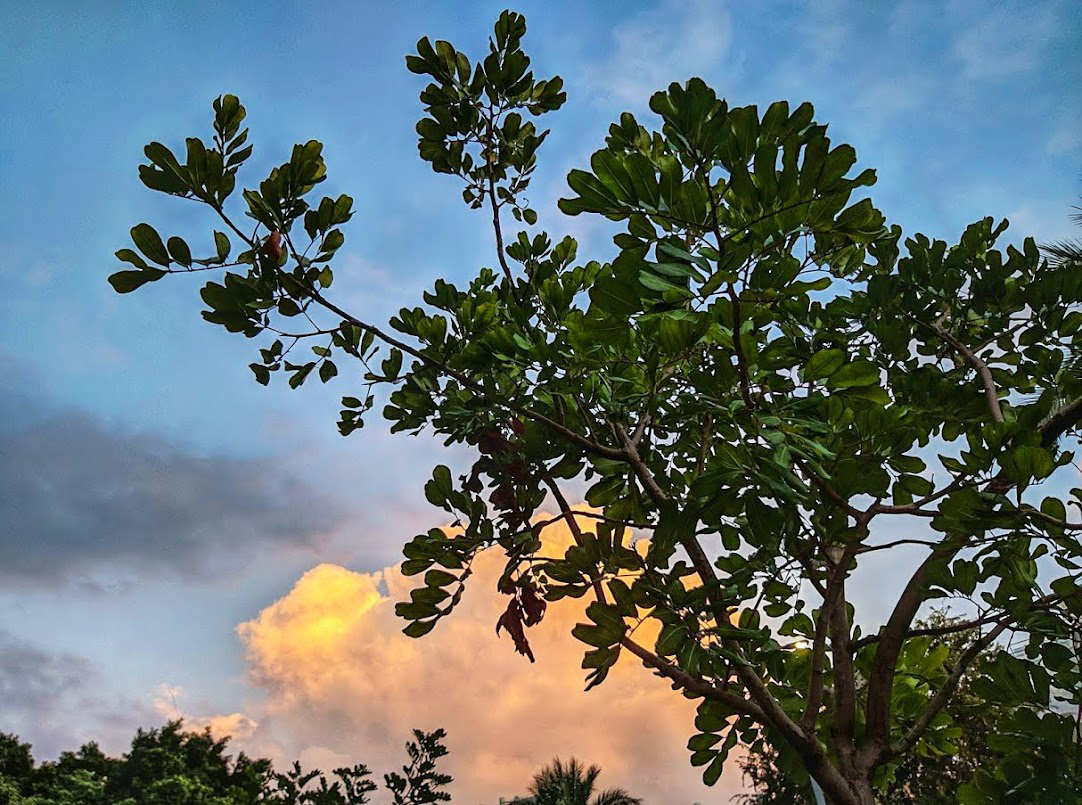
[
  {"x1": 592, "y1": 788, "x2": 643, "y2": 805},
  {"x1": 1041, "y1": 238, "x2": 1082, "y2": 268}
]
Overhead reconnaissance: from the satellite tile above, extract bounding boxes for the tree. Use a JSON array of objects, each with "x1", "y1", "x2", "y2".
[
  {"x1": 109, "y1": 10, "x2": 1082, "y2": 804},
  {"x1": 0, "y1": 721, "x2": 450, "y2": 804},
  {"x1": 383, "y1": 729, "x2": 452, "y2": 805},
  {"x1": 524, "y1": 757, "x2": 641, "y2": 805},
  {"x1": 735, "y1": 612, "x2": 1082, "y2": 802}
]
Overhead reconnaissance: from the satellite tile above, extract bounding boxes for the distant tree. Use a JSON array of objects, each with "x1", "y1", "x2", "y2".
[
  {"x1": 0, "y1": 735, "x2": 33, "y2": 796},
  {"x1": 524, "y1": 758, "x2": 641, "y2": 805},
  {"x1": 383, "y1": 729, "x2": 452, "y2": 804},
  {"x1": 103, "y1": 720, "x2": 269, "y2": 803},
  {"x1": 110, "y1": 9, "x2": 1082, "y2": 804},
  {"x1": 0, "y1": 721, "x2": 451, "y2": 804}
]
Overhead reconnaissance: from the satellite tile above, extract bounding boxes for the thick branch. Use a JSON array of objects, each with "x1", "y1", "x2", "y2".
[
  {"x1": 1041, "y1": 395, "x2": 1082, "y2": 446},
  {"x1": 617, "y1": 424, "x2": 669, "y2": 505},
  {"x1": 829, "y1": 564, "x2": 858, "y2": 768},
  {"x1": 802, "y1": 566, "x2": 846, "y2": 731},
  {"x1": 862, "y1": 548, "x2": 951, "y2": 747}
]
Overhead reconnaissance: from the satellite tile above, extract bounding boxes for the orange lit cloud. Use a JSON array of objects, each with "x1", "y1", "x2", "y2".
[
  {"x1": 153, "y1": 683, "x2": 260, "y2": 741},
  {"x1": 234, "y1": 513, "x2": 745, "y2": 803}
]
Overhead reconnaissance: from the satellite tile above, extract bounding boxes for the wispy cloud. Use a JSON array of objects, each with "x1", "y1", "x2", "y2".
[
  {"x1": 951, "y1": 2, "x2": 1061, "y2": 80},
  {"x1": 0, "y1": 630, "x2": 158, "y2": 758},
  {"x1": 587, "y1": 0, "x2": 733, "y2": 106}
]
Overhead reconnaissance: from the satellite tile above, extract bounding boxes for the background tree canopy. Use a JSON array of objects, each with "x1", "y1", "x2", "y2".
[
  {"x1": 111, "y1": 10, "x2": 1081, "y2": 805},
  {"x1": 0, "y1": 722, "x2": 450, "y2": 805}
]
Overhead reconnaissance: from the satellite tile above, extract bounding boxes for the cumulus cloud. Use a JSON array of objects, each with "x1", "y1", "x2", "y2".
[
  {"x1": 0, "y1": 383, "x2": 343, "y2": 586},
  {"x1": 231, "y1": 515, "x2": 743, "y2": 803}
]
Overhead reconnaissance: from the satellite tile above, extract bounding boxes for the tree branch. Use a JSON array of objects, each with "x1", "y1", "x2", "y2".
[
  {"x1": 1041, "y1": 395, "x2": 1082, "y2": 446},
  {"x1": 885, "y1": 619, "x2": 1012, "y2": 761},
  {"x1": 909, "y1": 314, "x2": 1004, "y2": 423},
  {"x1": 829, "y1": 559, "x2": 858, "y2": 769},
  {"x1": 862, "y1": 548, "x2": 951, "y2": 748},
  {"x1": 293, "y1": 278, "x2": 627, "y2": 461},
  {"x1": 618, "y1": 637, "x2": 765, "y2": 720},
  {"x1": 539, "y1": 471, "x2": 764, "y2": 720},
  {"x1": 802, "y1": 563, "x2": 847, "y2": 732}
]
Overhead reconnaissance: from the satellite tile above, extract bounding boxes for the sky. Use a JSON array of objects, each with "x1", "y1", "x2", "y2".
[{"x1": 0, "y1": 0, "x2": 1079, "y2": 801}]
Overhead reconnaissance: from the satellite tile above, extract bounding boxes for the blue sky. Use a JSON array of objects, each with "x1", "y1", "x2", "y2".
[{"x1": 0, "y1": 0, "x2": 1079, "y2": 800}]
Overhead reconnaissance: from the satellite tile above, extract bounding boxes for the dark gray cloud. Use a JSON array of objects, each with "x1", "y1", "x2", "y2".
[
  {"x1": 0, "y1": 629, "x2": 89, "y2": 714},
  {"x1": 0, "y1": 382, "x2": 343, "y2": 586},
  {"x1": 0, "y1": 630, "x2": 158, "y2": 758}
]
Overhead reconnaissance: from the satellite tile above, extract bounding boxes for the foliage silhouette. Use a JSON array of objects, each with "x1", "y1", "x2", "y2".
[
  {"x1": 524, "y1": 757, "x2": 641, "y2": 805},
  {"x1": 0, "y1": 721, "x2": 450, "y2": 804}
]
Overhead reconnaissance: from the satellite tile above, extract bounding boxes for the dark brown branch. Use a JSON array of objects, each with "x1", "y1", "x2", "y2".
[
  {"x1": 802, "y1": 563, "x2": 847, "y2": 731},
  {"x1": 854, "y1": 538, "x2": 938, "y2": 555},
  {"x1": 851, "y1": 609, "x2": 1008, "y2": 651},
  {"x1": 806, "y1": 469, "x2": 865, "y2": 522},
  {"x1": 617, "y1": 424, "x2": 669, "y2": 506},
  {"x1": 619, "y1": 637, "x2": 765, "y2": 719},
  {"x1": 1041, "y1": 395, "x2": 1082, "y2": 446},
  {"x1": 829, "y1": 561, "x2": 858, "y2": 769},
  {"x1": 862, "y1": 549, "x2": 950, "y2": 748}
]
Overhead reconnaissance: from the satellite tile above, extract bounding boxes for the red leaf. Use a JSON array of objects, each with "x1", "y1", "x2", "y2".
[
  {"x1": 495, "y1": 599, "x2": 535, "y2": 662},
  {"x1": 520, "y1": 583, "x2": 547, "y2": 627}
]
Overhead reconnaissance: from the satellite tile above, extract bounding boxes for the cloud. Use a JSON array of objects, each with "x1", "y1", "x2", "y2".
[
  {"x1": 153, "y1": 684, "x2": 259, "y2": 742},
  {"x1": 0, "y1": 380, "x2": 343, "y2": 586},
  {"x1": 0, "y1": 630, "x2": 90, "y2": 718},
  {"x1": 0, "y1": 630, "x2": 158, "y2": 758},
  {"x1": 233, "y1": 515, "x2": 744, "y2": 802},
  {"x1": 586, "y1": 0, "x2": 733, "y2": 106},
  {"x1": 951, "y1": 3, "x2": 1060, "y2": 80}
]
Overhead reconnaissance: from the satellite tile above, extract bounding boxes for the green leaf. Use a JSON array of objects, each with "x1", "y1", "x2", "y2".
[
  {"x1": 638, "y1": 271, "x2": 691, "y2": 295},
  {"x1": 214, "y1": 231, "x2": 230, "y2": 261},
  {"x1": 115, "y1": 248, "x2": 148, "y2": 269},
  {"x1": 249, "y1": 363, "x2": 270, "y2": 386},
  {"x1": 167, "y1": 236, "x2": 192, "y2": 267},
  {"x1": 803, "y1": 348, "x2": 845, "y2": 381},
  {"x1": 826, "y1": 360, "x2": 879, "y2": 389},
  {"x1": 403, "y1": 620, "x2": 437, "y2": 638},
  {"x1": 590, "y1": 274, "x2": 640, "y2": 316},
  {"x1": 703, "y1": 753, "x2": 726, "y2": 786},
  {"x1": 425, "y1": 569, "x2": 457, "y2": 587},
  {"x1": 108, "y1": 268, "x2": 166, "y2": 294},
  {"x1": 130, "y1": 223, "x2": 171, "y2": 266}
]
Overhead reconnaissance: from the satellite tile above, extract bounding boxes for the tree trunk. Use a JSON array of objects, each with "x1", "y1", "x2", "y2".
[{"x1": 813, "y1": 768, "x2": 878, "y2": 805}]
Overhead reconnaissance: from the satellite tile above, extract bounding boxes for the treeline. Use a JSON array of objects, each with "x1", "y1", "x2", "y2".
[{"x1": 0, "y1": 721, "x2": 450, "y2": 804}]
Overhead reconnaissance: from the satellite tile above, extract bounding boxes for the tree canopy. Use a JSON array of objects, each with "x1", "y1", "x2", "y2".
[
  {"x1": 736, "y1": 611, "x2": 1082, "y2": 802},
  {"x1": 523, "y1": 757, "x2": 641, "y2": 805},
  {"x1": 110, "y1": 9, "x2": 1082, "y2": 804},
  {"x1": 0, "y1": 721, "x2": 450, "y2": 805}
]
